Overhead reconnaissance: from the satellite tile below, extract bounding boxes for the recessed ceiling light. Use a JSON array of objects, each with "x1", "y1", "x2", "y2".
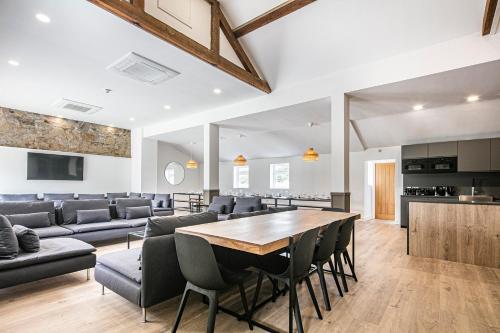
[
  {"x1": 466, "y1": 95, "x2": 479, "y2": 102},
  {"x1": 35, "y1": 13, "x2": 51, "y2": 23},
  {"x1": 56, "y1": 115, "x2": 63, "y2": 118},
  {"x1": 213, "y1": 88, "x2": 222, "y2": 95},
  {"x1": 163, "y1": 105, "x2": 171, "y2": 110},
  {"x1": 413, "y1": 104, "x2": 424, "y2": 111},
  {"x1": 109, "y1": 124, "x2": 115, "y2": 127},
  {"x1": 129, "y1": 117, "x2": 135, "y2": 121},
  {"x1": 7, "y1": 60, "x2": 19, "y2": 66}
]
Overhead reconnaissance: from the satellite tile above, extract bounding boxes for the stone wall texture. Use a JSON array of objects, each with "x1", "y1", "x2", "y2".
[{"x1": 0, "y1": 107, "x2": 131, "y2": 158}]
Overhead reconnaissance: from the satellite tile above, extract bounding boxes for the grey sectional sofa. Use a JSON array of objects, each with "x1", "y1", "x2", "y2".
[
  {"x1": 95, "y1": 211, "x2": 218, "y2": 322},
  {"x1": 208, "y1": 196, "x2": 268, "y2": 220}
]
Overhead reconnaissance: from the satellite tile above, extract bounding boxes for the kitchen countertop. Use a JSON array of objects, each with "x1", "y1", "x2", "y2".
[{"x1": 404, "y1": 196, "x2": 500, "y2": 205}]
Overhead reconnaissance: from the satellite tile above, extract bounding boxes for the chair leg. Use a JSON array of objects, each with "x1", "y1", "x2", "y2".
[
  {"x1": 238, "y1": 283, "x2": 253, "y2": 330},
  {"x1": 267, "y1": 275, "x2": 277, "y2": 302},
  {"x1": 293, "y1": 284, "x2": 304, "y2": 333},
  {"x1": 335, "y1": 252, "x2": 348, "y2": 292},
  {"x1": 304, "y1": 276, "x2": 323, "y2": 320},
  {"x1": 289, "y1": 281, "x2": 294, "y2": 333},
  {"x1": 343, "y1": 251, "x2": 358, "y2": 282},
  {"x1": 207, "y1": 292, "x2": 218, "y2": 333},
  {"x1": 248, "y1": 271, "x2": 264, "y2": 325},
  {"x1": 327, "y1": 259, "x2": 343, "y2": 297},
  {"x1": 172, "y1": 286, "x2": 191, "y2": 333},
  {"x1": 316, "y1": 264, "x2": 331, "y2": 311}
]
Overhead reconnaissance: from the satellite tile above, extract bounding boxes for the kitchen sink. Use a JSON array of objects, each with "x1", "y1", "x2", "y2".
[{"x1": 458, "y1": 195, "x2": 494, "y2": 203}]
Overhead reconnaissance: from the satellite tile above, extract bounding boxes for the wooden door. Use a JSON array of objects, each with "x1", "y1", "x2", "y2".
[{"x1": 375, "y1": 162, "x2": 395, "y2": 220}]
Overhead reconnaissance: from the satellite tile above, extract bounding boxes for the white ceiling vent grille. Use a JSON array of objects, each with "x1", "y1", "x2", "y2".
[
  {"x1": 106, "y1": 52, "x2": 180, "y2": 85},
  {"x1": 53, "y1": 99, "x2": 102, "y2": 114}
]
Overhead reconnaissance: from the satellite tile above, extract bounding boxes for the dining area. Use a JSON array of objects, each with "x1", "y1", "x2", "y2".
[{"x1": 172, "y1": 209, "x2": 360, "y2": 333}]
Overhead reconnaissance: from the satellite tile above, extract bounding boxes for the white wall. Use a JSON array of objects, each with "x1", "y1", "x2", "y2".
[
  {"x1": 156, "y1": 142, "x2": 203, "y2": 194},
  {"x1": 0, "y1": 146, "x2": 131, "y2": 196}
]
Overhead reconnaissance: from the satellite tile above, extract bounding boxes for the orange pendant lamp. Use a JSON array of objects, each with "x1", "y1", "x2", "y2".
[
  {"x1": 303, "y1": 147, "x2": 319, "y2": 162},
  {"x1": 233, "y1": 154, "x2": 248, "y2": 166},
  {"x1": 186, "y1": 142, "x2": 198, "y2": 169}
]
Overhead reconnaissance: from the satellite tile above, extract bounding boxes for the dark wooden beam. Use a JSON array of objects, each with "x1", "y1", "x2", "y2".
[
  {"x1": 131, "y1": 0, "x2": 144, "y2": 10},
  {"x1": 211, "y1": 1, "x2": 220, "y2": 56},
  {"x1": 233, "y1": 0, "x2": 315, "y2": 38},
  {"x1": 483, "y1": 0, "x2": 498, "y2": 35},
  {"x1": 87, "y1": 0, "x2": 271, "y2": 93},
  {"x1": 219, "y1": 7, "x2": 259, "y2": 77}
]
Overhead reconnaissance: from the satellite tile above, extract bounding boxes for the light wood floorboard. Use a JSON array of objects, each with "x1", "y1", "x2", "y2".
[{"x1": 1, "y1": 219, "x2": 499, "y2": 332}]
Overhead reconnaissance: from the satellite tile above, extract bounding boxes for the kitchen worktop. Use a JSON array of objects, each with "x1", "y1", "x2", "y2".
[{"x1": 401, "y1": 195, "x2": 500, "y2": 205}]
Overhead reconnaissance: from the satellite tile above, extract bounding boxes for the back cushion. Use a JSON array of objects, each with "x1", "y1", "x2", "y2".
[
  {"x1": 141, "y1": 193, "x2": 155, "y2": 200},
  {"x1": 61, "y1": 199, "x2": 110, "y2": 225},
  {"x1": 13, "y1": 225, "x2": 40, "y2": 253},
  {"x1": 213, "y1": 196, "x2": 234, "y2": 214},
  {"x1": 0, "y1": 194, "x2": 38, "y2": 202},
  {"x1": 0, "y1": 201, "x2": 56, "y2": 225},
  {"x1": 228, "y1": 210, "x2": 270, "y2": 220},
  {"x1": 126, "y1": 206, "x2": 152, "y2": 220},
  {"x1": 207, "y1": 203, "x2": 225, "y2": 214},
  {"x1": 6, "y1": 212, "x2": 51, "y2": 228},
  {"x1": 43, "y1": 193, "x2": 75, "y2": 201},
  {"x1": 116, "y1": 198, "x2": 152, "y2": 219},
  {"x1": 107, "y1": 192, "x2": 128, "y2": 204},
  {"x1": 154, "y1": 194, "x2": 170, "y2": 208},
  {"x1": 78, "y1": 194, "x2": 105, "y2": 200},
  {"x1": 0, "y1": 215, "x2": 19, "y2": 259},
  {"x1": 144, "y1": 211, "x2": 218, "y2": 238},
  {"x1": 128, "y1": 192, "x2": 141, "y2": 198},
  {"x1": 233, "y1": 197, "x2": 262, "y2": 214},
  {"x1": 76, "y1": 209, "x2": 111, "y2": 224}
]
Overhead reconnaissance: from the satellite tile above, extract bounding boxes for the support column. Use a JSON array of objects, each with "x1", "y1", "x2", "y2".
[
  {"x1": 130, "y1": 128, "x2": 158, "y2": 193},
  {"x1": 203, "y1": 123, "x2": 220, "y2": 204},
  {"x1": 330, "y1": 94, "x2": 350, "y2": 211}
]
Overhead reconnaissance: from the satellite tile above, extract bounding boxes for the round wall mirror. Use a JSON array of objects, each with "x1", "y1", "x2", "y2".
[{"x1": 164, "y1": 162, "x2": 185, "y2": 185}]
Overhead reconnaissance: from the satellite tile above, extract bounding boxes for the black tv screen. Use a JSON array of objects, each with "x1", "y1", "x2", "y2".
[{"x1": 27, "y1": 152, "x2": 84, "y2": 181}]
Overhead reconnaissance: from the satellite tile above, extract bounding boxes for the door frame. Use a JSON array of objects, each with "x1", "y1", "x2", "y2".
[{"x1": 365, "y1": 159, "x2": 398, "y2": 222}]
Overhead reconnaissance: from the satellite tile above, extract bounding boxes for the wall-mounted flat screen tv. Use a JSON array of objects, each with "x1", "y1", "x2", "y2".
[{"x1": 27, "y1": 152, "x2": 84, "y2": 181}]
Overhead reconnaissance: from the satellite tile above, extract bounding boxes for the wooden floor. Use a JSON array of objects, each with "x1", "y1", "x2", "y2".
[{"x1": 1, "y1": 219, "x2": 499, "y2": 333}]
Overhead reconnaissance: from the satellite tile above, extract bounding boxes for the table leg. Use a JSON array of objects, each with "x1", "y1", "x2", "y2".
[{"x1": 352, "y1": 220, "x2": 355, "y2": 275}]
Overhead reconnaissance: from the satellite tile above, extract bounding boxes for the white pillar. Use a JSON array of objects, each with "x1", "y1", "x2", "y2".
[
  {"x1": 130, "y1": 128, "x2": 158, "y2": 193},
  {"x1": 330, "y1": 94, "x2": 350, "y2": 209},
  {"x1": 203, "y1": 123, "x2": 219, "y2": 202}
]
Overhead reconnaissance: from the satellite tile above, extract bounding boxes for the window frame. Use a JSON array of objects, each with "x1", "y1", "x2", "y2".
[
  {"x1": 233, "y1": 165, "x2": 249, "y2": 189},
  {"x1": 269, "y1": 163, "x2": 290, "y2": 189}
]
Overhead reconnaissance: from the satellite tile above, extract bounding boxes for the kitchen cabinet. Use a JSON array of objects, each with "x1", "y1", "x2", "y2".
[
  {"x1": 491, "y1": 138, "x2": 500, "y2": 171},
  {"x1": 458, "y1": 139, "x2": 491, "y2": 172},
  {"x1": 402, "y1": 144, "x2": 428, "y2": 159},
  {"x1": 428, "y1": 141, "x2": 457, "y2": 157}
]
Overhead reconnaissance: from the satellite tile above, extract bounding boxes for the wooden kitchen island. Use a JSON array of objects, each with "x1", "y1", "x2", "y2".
[{"x1": 408, "y1": 201, "x2": 500, "y2": 268}]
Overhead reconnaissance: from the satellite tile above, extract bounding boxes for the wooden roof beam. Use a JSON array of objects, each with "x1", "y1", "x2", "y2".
[{"x1": 483, "y1": 0, "x2": 498, "y2": 36}]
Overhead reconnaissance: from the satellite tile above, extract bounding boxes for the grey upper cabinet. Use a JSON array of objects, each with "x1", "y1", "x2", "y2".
[
  {"x1": 428, "y1": 141, "x2": 457, "y2": 157},
  {"x1": 491, "y1": 138, "x2": 500, "y2": 171},
  {"x1": 402, "y1": 144, "x2": 428, "y2": 159},
  {"x1": 458, "y1": 139, "x2": 491, "y2": 172}
]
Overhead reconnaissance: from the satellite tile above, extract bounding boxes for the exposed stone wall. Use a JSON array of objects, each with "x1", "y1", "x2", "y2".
[{"x1": 0, "y1": 107, "x2": 131, "y2": 158}]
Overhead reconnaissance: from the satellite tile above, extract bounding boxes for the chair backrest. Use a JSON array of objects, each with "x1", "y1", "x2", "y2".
[
  {"x1": 336, "y1": 217, "x2": 355, "y2": 250},
  {"x1": 174, "y1": 232, "x2": 227, "y2": 290},
  {"x1": 290, "y1": 227, "x2": 320, "y2": 278},
  {"x1": 321, "y1": 207, "x2": 345, "y2": 212},
  {"x1": 314, "y1": 221, "x2": 341, "y2": 262}
]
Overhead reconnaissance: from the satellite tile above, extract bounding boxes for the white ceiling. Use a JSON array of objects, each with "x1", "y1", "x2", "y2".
[
  {"x1": 0, "y1": 0, "x2": 264, "y2": 129},
  {"x1": 155, "y1": 60, "x2": 500, "y2": 160},
  {"x1": 0, "y1": 0, "x2": 488, "y2": 131}
]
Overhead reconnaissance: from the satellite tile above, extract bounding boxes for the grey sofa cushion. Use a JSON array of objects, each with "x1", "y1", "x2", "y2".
[
  {"x1": 76, "y1": 209, "x2": 111, "y2": 224},
  {"x1": 268, "y1": 205, "x2": 298, "y2": 213},
  {"x1": 212, "y1": 196, "x2": 234, "y2": 214},
  {"x1": 63, "y1": 221, "x2": 130, "y2": 233},
  {"x1": 13, "y1": 225, "x2": 40, "y2": 252},
  {"x1": 116, "y1": 198, "x2": 153, "y2": 219},
  {"x1": 0, "y1": 194, "x2": 38, "y2": 202},
  {"x1": 0, "y1": 215, "x2": 19, "y2": 259},
  {"x1": 0, "y1": 201, "x2": 56, "y2": 225},
  {"x1": 43, "y1": 193, "x2": 75, "y2": 201},
  {"x1": 61, "y1": 199, "x2": 110, "y2": 225},
  {"x1": 6, "y1": 212, "x2": 51, "y2": 229},
  {"x1": 233, "y1": 197, "x2": 262, "y2": 213},
  {"x1": 227, "y1": 210, "x2": 270, "y2": 220},
  {"x1": 97, "y1": 248, "x2": 142, "y2": 283},
  {"x1": 128, "y1": 192, "x2": 141, "y2": 198},
  {"x1": 0, "y1": 238, "x2": 95, "y2": 271},
  {"x1": 144, "y1": 211, "x2": 218, "y2": 238},
  {"x1": 107, "y1": 192, "x2": 128, "y2": 204},
  {"x1": 154, "y1": 194, "x2": 171, "y2": 208},
  {"x1": 207, "y1": 203, "x2": 225, "y2": 214},
  {"x1": 141, "y1": 193, "x2": 155, "y2": 200},
  {"x1": 78, "y1": 194, "x2": 105, "y2": 200},
  {"x1": 126, "y1": 206, "x2": 151, "y2": 220},
  {"x1": 119, "y1": 217, "x2": 149, "y2": 228},
  {"x1": 34, "y1": 226, "x2": 74, "y2": 238}
]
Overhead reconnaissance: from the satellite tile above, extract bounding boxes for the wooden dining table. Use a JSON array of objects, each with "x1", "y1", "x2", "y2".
[{"x1": 176, "y1": 209, "x2": 361, "y2": 333}]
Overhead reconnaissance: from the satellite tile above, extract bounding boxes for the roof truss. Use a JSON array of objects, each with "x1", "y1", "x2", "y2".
[
  {"x1": 88, "y1": 0, "x2": 271, "y2": 93},
  {"x1": 483, "y1": 0, "x2": 498, "y2": 35}
]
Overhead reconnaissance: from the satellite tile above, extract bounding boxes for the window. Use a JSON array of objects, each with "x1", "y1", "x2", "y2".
[
  {"x1": 233, "y1": 166, "x2": 249, "y2": 188},
  {"x1": 270, "y1": 163, "x2": 290, "y2": 189}
]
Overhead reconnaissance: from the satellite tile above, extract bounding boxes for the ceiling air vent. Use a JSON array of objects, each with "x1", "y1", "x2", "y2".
[
  {"x1": 106, "y1": 52, "x2": 180, "y2": 85},
  {"x1": 53, "y1": 99, "x2": 102, "y2": 114}
]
